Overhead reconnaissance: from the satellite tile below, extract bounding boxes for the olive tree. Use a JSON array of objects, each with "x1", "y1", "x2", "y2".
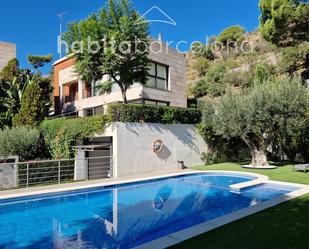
[{"x1": 202, "y1": 77, "x2": 309, "y2": 166}]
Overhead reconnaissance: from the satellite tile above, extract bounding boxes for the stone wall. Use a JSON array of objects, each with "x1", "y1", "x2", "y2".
[{"x1": 0, "y1": 42, "x2": 16, "y2": 71}]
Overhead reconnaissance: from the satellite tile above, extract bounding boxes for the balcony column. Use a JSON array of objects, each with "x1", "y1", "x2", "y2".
[
  {"x1": 78, "y1": 79, "x2": 83, "y2": 100},
  {"x1": 91, "y1": 80, "x2": 95, "y2": 97}
]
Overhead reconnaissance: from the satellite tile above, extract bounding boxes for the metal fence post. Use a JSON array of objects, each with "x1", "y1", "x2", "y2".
[
  {"x1": 26, "y1": 163, "x2": 29, "y2": 188},
  {"x1": 58, "y1": 161, "x2": 61, "y2": 184},
  {"x1": 86, "y1": 158, "x2": 89, "y2": 181}
]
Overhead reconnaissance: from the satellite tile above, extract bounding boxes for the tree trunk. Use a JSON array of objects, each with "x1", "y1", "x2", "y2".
[
  {"x1": 251, "y1": 149, "x2": 269, "y2": 167},
  {"x1": 120, "y1": 88, "x2": 128, "y2": 104},
  {"x1": 241, "y1": 136, "x2": 269, "y2": 167}
]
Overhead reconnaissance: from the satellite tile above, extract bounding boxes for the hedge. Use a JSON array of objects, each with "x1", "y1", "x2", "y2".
[
  {"x1": 107, "y1": 103, "x2": 202, "y2": 124},
  {"x1": 41, "y1": 115, "x2": 111, "y2": 159}
]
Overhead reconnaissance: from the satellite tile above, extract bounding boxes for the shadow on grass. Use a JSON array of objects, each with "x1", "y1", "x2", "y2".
[
  {"x1": 236, "y1": 161, "x2": 293, "y2": 167},
  {"x1": 169, "y1": 193, "x2": 309, "y2": 249}
]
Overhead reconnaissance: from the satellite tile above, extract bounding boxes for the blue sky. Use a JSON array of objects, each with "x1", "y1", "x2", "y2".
[{"x1": 0, "y1": 0, "x2": 260, "y2": 74}]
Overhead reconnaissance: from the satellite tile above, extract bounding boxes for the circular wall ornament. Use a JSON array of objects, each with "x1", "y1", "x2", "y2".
[{"x1": 153, "y1": 139, "x2": 164, "y2": 154}]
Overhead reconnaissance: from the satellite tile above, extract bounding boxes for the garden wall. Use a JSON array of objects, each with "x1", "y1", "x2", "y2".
[{"x1": 102, "y1": 122, "x2": 208, "y2": 178}]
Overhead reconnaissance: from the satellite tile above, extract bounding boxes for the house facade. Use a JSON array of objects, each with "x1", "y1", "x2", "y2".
[
  {"x1": 53, "y1": 39, "x2": 187, "y2": 116},
  {"x1": 0, "y1": 41, "x2": 16, "y2": 71}
]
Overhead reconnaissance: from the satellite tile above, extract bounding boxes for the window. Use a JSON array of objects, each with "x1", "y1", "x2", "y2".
[
  {"x1": 144, "y1": 99, "x2": 170, "y2": 106},
  {"x1": 146, "y1": 62, "x2": 169, "y2": 90},
  {"x1": 64, "y1": 82, "x2": 78, "y2": 103},
  {"x1": 84, "y1": 106, "x2": 104, "y2": 116},
  {"x1": 128, "y1": 98, "x2": 170, "y2": 106}
]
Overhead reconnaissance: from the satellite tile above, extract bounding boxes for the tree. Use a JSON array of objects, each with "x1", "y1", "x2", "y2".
[
  {"x1": 201, "y1": 77, "x2": 309, "y2": 166},
  {"x1": 63, "y1": 0, "x2": 150, "y2": 103},
  {"x1": 12, "y1": 77, "x2": 52, "y2": 127},
  {"x1": 0, "y1": 58, "x2": 20, "y2": 82},
  {"x1": 217, "y1": 25, "x2": 245, "y2": 46},
  {"x1": 27, "y1": 54, "x2": 53, "y2": 72},
  {"x1": 0, "y1": 56, "x2": 52, "y2": 128},
  {"x1": 259, "y1": 0, "x2": 309, "y2": 46},
  {"x1": 278, "y1": 42, "x2": 309, "y2": 75}
]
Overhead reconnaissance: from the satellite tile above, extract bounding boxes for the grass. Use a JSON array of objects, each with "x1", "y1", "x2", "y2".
[
  {"x1": 194, "y1": 162, "x2": 309, "y2": 185},
  {"x1": 168, "y1": 162, "x2": 309, "y2": 249},
  {"x1": 170, "y1": 193, "x2": 309, "y2": 249}
]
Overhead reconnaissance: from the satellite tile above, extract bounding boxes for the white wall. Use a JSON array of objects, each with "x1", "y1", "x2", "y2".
[{"x1": 101, "y1": 122, "x2": 207, "y2": 178}]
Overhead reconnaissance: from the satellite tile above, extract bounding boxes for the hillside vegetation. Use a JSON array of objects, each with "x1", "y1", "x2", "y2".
[{"x1": 195, "y1": 0, "x2": 309, "y2": 165}]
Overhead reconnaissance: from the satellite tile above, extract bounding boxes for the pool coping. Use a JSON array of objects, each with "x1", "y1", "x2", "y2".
[
  {"x1": 0, "y1": 170, "x2": 266, "y2": 200},
  {"x1": 0, "y1": 170, "x2": 308, "y2": 249}
]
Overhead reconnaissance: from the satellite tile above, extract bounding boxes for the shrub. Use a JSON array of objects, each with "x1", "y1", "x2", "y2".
[
  {"x1": 107, "y1": 104, "x2": 202, "y2": 124},
  {"x1": 41, "y1": 115, "x2": 111, "y2": 159},
  {"x1": 192, "y1": 62, "x2": 228, "y2": 98},
  {"x1": 0, "y1": 126, "x2": 40, "y2": 160},
  {"x1": 201, "y1": 151, "x2": 220, "y2": 165}
]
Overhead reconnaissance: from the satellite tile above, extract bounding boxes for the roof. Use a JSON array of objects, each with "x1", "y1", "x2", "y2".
[{"x1": 72, "y1": 144, "x2": 111, "y2": 151}]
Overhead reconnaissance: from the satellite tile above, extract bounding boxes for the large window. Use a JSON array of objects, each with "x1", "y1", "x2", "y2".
[
  {"x1": 129, "y1": 98, "x2": 170, "y2": 106},
  {"x1": 83, "y1": 106, "x2": 104, "y2": 116},
  {"x1": 146, "y1": 62, "x2": 169, "y2": 90}
]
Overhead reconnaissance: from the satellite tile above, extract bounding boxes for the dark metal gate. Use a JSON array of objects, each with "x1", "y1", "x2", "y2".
[
  {"x1": 87, "y1": 147, "x2": 112, "y2": 180},
  {"x1": 86, "y1": 137, "x2": 113, "y2": 180}
]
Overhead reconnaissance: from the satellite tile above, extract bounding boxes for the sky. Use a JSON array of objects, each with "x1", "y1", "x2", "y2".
[{"x1": 0, "y1": 0, "x2": 260, "y2": 74}]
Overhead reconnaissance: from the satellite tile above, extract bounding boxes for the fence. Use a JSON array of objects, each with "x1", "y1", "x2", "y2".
[{"x1": 0, "y1": 156, "x2": 113, "y2": 189}]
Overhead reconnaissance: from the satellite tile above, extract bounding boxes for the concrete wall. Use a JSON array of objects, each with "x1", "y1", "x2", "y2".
[
  {"x1": 101, "y1": 122, "x2": 207, "y2": 178},
  {"x1": 0, "y1": 42, "x2": 16, "y2": 71},
  {"x1": 0, "y1": 163, "x2": 17, "y2": 189},
  {"x1": 0, "y1": 156, "x2": 18, "y2": 189}
]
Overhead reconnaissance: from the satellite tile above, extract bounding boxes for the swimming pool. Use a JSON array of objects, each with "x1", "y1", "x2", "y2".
[{"x1": 0, "y1": 173, "x2": 300, "y2": 249}]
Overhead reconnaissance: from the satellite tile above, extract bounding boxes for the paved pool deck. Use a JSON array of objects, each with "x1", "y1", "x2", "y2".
[
  {"x1": 0, "y1": 169, "x2": 196, "y2": 200},
  {"x1": 0, "y1": 169, "x2": 276, "y2": 200}
]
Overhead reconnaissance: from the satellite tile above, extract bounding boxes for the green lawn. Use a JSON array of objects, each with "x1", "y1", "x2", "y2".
[
  {"x1": 169, "y1": 163, "x2": 309, "y2": 249},
  {"x1": 194, "y1": 162, "x2": 309, "y2": 185}
]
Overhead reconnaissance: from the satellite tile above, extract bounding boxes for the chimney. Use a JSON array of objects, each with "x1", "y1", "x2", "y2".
[{"x1": 158, "y1": 33, "x2": 163, "y2": 42}]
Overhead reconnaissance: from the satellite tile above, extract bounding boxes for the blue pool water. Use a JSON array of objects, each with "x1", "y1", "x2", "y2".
[{"x1": 0, "y1": 173, "x2": 299, "y2": 249}]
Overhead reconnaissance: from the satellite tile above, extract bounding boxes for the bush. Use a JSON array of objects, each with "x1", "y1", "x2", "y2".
[
  {"x1": 201, "y1": 151, "x2": 220, "y2": 165},
  {"x1": 192, "y1": 62, "x2": 228, "y2": 98},
  {"x1": 0, "y1": 126, "x2": 40, "y2": 160},
  {"x1": 107, "y1": 104, "x2": 202, "y2": 124},
  {"x1": 41, "y1": 115, "x2": 111, "y2": 159}
]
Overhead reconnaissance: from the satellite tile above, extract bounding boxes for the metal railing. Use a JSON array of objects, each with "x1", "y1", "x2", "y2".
[{"x1": 16, "y1": 156, "x2": 113, "y2": 188}]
